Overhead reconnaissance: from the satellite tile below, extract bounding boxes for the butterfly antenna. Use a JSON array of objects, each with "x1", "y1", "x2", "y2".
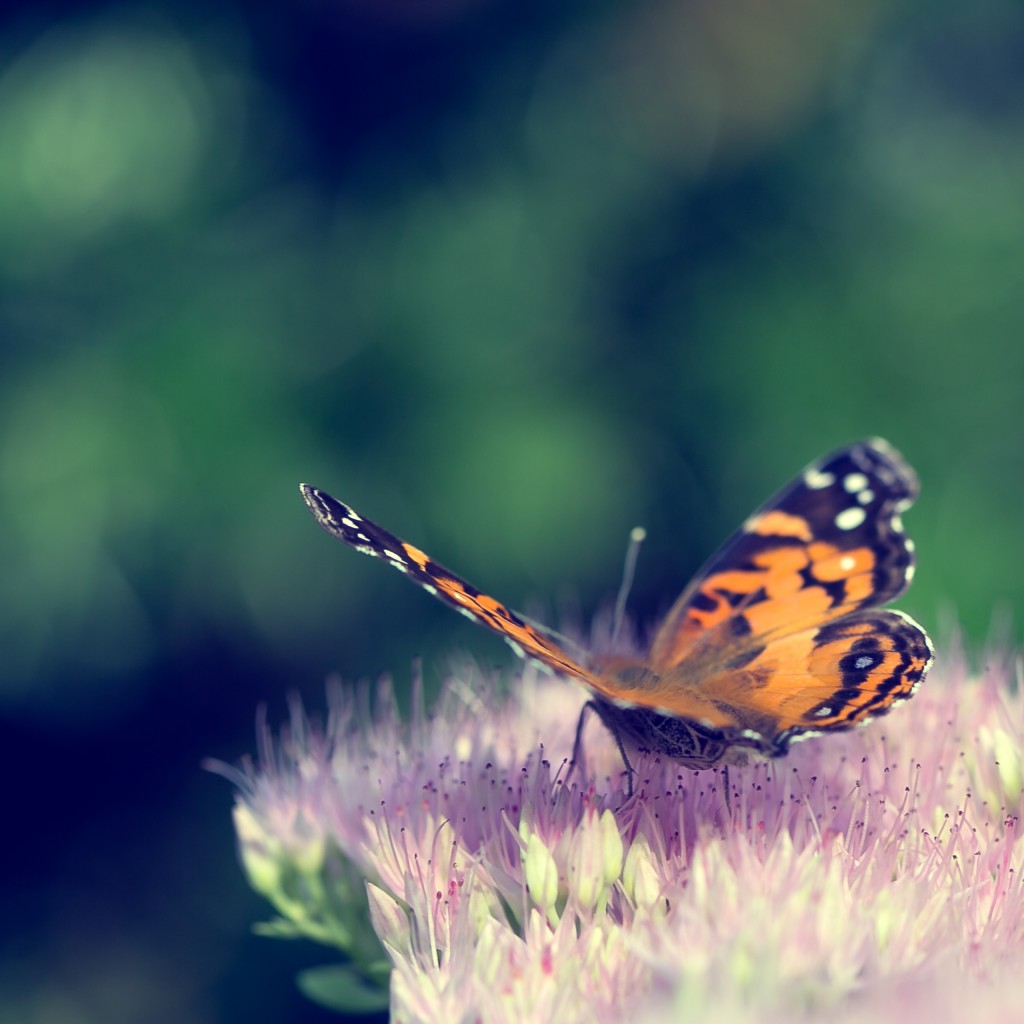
[{"x1": 611, "y1": 526, "x2": 646, "y2": 647}]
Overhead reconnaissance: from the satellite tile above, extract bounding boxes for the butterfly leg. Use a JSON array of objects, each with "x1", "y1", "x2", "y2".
[
  {"x1": 607, "y1": 719, "x2": 637, "y2": 799},
  {"x1": 566, "y1": 701, "x2": 596, "y2": 790},
  {"x1": 569, "y1": 701, "x2": 637, "y2": 798}
]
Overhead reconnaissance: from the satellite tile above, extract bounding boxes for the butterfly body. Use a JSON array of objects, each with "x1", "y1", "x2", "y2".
[
  {"x1": 300, "y1": 438, "x2": 933, "y2": 778},
  {"x1": 591, "y1": 701, "x2": 766, "y2": 770}
]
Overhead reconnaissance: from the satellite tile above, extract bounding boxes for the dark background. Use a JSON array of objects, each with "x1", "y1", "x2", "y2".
[{"x1": 2, "y1": 1, "x2": 1022, "y2": 1021}]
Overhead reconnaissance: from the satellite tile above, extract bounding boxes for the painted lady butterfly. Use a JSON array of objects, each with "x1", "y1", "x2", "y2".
[{"x1": 300, "y1": 438, "x2": 933, "y2": 787}]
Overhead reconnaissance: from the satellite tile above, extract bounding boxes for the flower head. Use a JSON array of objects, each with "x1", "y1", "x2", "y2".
[{"x1": 217, "y1": 648, "x2": 1024, "y2": 1020}]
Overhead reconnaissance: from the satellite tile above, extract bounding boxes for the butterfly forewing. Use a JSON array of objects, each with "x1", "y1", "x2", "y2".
[
  {"x1": 648, "y1": 438, "x2": 920, "y2": 675},
  {"x1": 299, "y1": 484, "x2": 597, "y2": 685}
]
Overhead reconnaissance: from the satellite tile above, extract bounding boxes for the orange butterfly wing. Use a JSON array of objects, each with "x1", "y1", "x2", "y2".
[
  {"x1": 589, "y1": 439, "x2": 933, "y2": 761},
  {"x1": 299, "y1": 484, "x2": 597, "y2": 685}
]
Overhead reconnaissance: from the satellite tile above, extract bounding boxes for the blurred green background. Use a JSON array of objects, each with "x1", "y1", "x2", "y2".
[{"x1": 2, "y1": 0, "x2": 1022, "y2": 1021}]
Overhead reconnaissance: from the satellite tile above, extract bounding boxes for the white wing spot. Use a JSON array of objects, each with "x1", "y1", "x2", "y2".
[
  {"x1": 891, "y1": 514, "x2": 905, "y2": 533},
  {"x1": 506, "y1": 639, "x2": 525, "y2": 658},
  {"x1": 839, "y1": 555, "x2": 856, "y2": 571},
  {"x1": 835, "y1": 506, "x2": 866, "y2": 531},
  {"x1": 804, "y1": 468, "x2": 836, "y2": 490},
  {"x1": 383, "y1": 548, "x2": 406, "y2": 564},
  {"x1": 854, "y1": 655, "x2": 876, "y2": 670},
  {"x1": 421, "y1": 584, "x2": 438, "y2": 596},
  {"x1": 356, "y1": 532, "x2": 371, "y2": 544},
  {"x1": 813, "y1": 705, "x2": 834, "y2": 718},
  {"x1": 857, "y1": 489, "x2": 875, "y2": 505},
  {"x1": 787, "y1": 730, "x2": 823, "y2": 745},
  {"x1": 843, "y1": 472, "x2": 869, "y2": 494},
  {"x1": 458, "y1": 608, "x2": 477, "y2": 622}
]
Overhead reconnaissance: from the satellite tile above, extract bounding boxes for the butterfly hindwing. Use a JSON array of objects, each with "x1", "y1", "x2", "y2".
[{"x1": 681, "y1": 608, "x2": 932, "y2": 749}]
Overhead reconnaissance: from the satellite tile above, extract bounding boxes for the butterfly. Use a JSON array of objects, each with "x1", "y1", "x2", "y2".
[{"x1": 300, "y1": 438, "x2": 933, "y2": 790}]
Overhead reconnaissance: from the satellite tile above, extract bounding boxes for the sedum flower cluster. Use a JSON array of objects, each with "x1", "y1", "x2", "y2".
[{"x1": 218, "y1": 645, "x2": 1024, "y2": 1022}]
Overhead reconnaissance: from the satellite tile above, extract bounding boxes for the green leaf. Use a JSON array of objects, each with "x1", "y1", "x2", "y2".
[
  {"x1": 297, "y1": 964, "x2": 391, "y2": 1015},
  {"x1": 253, "y1": 918, "x2": 305, "y2": 939}
]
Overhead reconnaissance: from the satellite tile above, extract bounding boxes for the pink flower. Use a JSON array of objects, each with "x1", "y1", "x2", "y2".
[{"x1": 217, "y1": 645, "x2": 1024, "y2": 1021}]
